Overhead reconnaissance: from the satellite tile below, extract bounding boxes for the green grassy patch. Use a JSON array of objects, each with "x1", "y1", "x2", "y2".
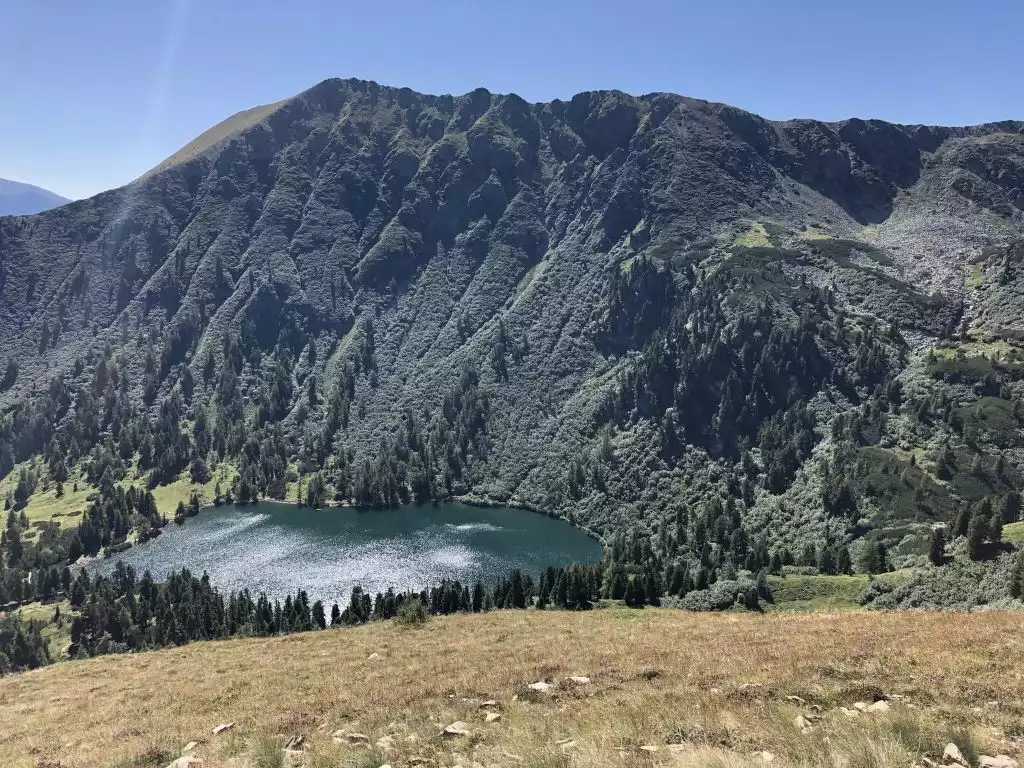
[
  {"x1": 15, "y1": 600, "x2": 72, "y2": 659},
  {"x1": 734, "y1": 221, "x2": 772, "y2": 248},
  {"x1": 1004, "y1": 521, "x2": 1024, "y2": 543},
  {"x1": 148, "y1": 462, "x2": 235, "y2": 516},
  {"x1": 966, "y1": 264, "x2": 985, "y2": 291},
  {"x1": 766, "y1": 574, "x2": 870, "y2": 611},
  {"x1": 0, "y1": 463, "x2": 91, "y2": 529}
]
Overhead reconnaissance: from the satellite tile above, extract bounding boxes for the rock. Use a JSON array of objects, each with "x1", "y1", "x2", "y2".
[
  {"x1": 558, "y1": 741, "x2": 578, "y2": 753},
  {"x1": 212, "y1": 723, "x2": 234, "y2": 735},
  {"x1": 567, "y1": 676, "x2": 591, "y2": 685},
  {"x1": 943, "y1": 743, "x2": 968, "y2": 766},
  {"x1": 284, "y1": 734, "x2": 305, "y2": 750},
  {"x1": 375, "y1": 735, "x2": 395, "y2": 752},
  {"x1": 786, "y1": 695, "x2": 807, "y2": 705},
  {"x1": 527, "y1": 681, "x2": 552, "y2": 693},
  {"x1": 979, "y1": 757, "x2": 1018, "y2": 768},
  {"x1": 366, "y1": 652, "x2": 381, "y2": 660},
  {"x1": 838, "y1": 707, "x2": 860, "y2": 718},
  {"x1": 443, "y1": 721, "x2": 471, "y2": 737},
  {"x1": 485, "y1": 712, "x2": 501, "y2": 723},
  {"x1": 478, "y1": 699, "x2": 499, "y2": 708},
  {"x1": 866, "y1": 700, "x2": 891, "y2": 713},
  {"x1": 182, "y1": 742, "x2": 199, "y2": 754},
  {"x1": 754, "y1": 751, "x2": 776, "y2": 764},
  {"x1": 332, "y1": 731, "x2": 369, "y2": 745},
  {"x1": 166, "y1": 760, "x2": 203, "y2": 768},
  {"x1": 282, "y1": 748, "x2": 304, "y2": 767},
  {"x1": 408, "y1": 758, "x2": 433, "y2": 765},
  {"x1": 852, "y1": 702, "x2": 869, "y2": 712},
  {"x1": 639, "y1": 745, "x2": 659, "y2": 752},
  {"x1": 794, "y1": 714, "x2": 813, "y2": 733}
]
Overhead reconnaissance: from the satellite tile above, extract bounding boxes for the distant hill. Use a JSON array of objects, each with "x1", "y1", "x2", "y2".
[{"x1": 0, "y1": 177, "x2": 69, "y2": 215}]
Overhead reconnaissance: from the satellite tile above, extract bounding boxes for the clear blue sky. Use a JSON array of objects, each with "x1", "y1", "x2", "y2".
[{"x1": 1, "y1": 0, "x2": 1020, "y2": 201}]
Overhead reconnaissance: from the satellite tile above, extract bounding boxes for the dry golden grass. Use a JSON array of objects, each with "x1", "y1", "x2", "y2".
[
  {"x1": 139, "y1": 101, "x2": 286, "y2": 180},
  {"x1": 2, "y1": 609, "x2": 1023, "y2": 768}
]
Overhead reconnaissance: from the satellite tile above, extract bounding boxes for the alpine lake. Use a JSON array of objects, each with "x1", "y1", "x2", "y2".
[{"x1": 92, "y1": 500, "x2": 603, "y2": 605}]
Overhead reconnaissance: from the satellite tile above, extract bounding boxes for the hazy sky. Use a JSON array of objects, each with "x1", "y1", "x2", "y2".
[{"x1": 1, "y1": 0, "x2": 1020, "y2": 201}]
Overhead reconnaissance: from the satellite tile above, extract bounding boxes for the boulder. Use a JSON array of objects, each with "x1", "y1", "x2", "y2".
[
  {"x1": 943, "y1": 743, "x2": 968, "y2": 766},
  {"x1": 212, "y1": 723, "x2": 234, "y2": 735},
  {"x1": 979, "y1": 757, "x2": 1018, "y2": 768}
]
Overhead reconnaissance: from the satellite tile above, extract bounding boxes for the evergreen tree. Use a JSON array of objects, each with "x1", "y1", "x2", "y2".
[{"x1": 929, "y1": 527, "x2": 947, "y2": 566}]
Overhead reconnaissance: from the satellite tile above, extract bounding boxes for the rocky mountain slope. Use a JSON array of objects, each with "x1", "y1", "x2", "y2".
[
  {"x1": 1, "y1": 78, "x2": 1022, "y2": 574},
  {"x1": 0, "y1": 177, "x2": 69, "y2": 215}
]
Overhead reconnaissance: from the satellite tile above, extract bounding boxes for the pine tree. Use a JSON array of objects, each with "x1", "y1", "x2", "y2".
[
  {"x1": 929, "y1": 527, "x2": 947, "y2": 566},
  {"x1": 967, "y1": 513, "x2": 988, "y2": 561}
]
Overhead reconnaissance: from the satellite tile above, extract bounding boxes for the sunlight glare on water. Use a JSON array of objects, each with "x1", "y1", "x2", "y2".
[{"x1": 93, "y1": 500, "x2": 602, "y2": 606}]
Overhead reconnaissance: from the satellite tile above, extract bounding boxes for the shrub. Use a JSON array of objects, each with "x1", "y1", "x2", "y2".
[{"x1": 395, "y1": 598, "x2": 429, "y2": 626}]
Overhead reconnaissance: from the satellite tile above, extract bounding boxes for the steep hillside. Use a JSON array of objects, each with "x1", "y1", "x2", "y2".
[
  {"x1": 2, "y1": 609, "x2": 1023, "y2": 768},
  {"x1": 0, "y1": 177, "x2": 69, "y2": 215},
  {"x1": 1, "y1": 78, "x2": 1023, "y2": 588}
]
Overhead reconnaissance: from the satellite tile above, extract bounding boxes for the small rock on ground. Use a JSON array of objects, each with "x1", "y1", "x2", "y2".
[
  {"x1": 567, "y1": 676, "x2": 591, "y2": 685},
  {"x1": 182, "y1": 742, "x2": 199, "y2": 754},
  {"x1": 443, "y1": 721, "x2": 471, "y2": 737},
  {"x1": 527, "y1": 681, "x2": 552, "y2": 693},
  {"x1": 865, "y1": 700, "x2": 891, "y2": 713},
  {"x1": 979, "y1": 757, "x2": 1018, "y2": 768},
  {"x1": 943, "y1": 743, "x2": 968, "y2": 766},
  {"x1": 376, "y1": 735, "x2": 395, "y2": 752},
  {"x1": 212, "y1": 723, "x2": 234, "y2": 735},
  {"x1": 485, "y1": 712, "x2": 501, "y2": 723},
  {"x1": 366, "y1": 652, "x2": 381, "y2": 660},
  {"x1": 478, "y1": 699, "x2": 499, "y2": 708},
  {"x1": 166, "y1": 759, "x2": 203, "y2": 768}
]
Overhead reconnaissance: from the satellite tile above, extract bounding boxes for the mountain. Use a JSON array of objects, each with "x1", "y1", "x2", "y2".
[
  {"x1": 0, "y1": 177, "x2": 70, "y2": 215},
  {"x1": 0, "y1": 77, "x2": 1022, "y2": 583}
]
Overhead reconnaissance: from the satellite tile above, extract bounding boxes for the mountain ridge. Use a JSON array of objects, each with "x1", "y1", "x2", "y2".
[{"x1": 0, "y1": 177, "x2": 70, "y2": 216}]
